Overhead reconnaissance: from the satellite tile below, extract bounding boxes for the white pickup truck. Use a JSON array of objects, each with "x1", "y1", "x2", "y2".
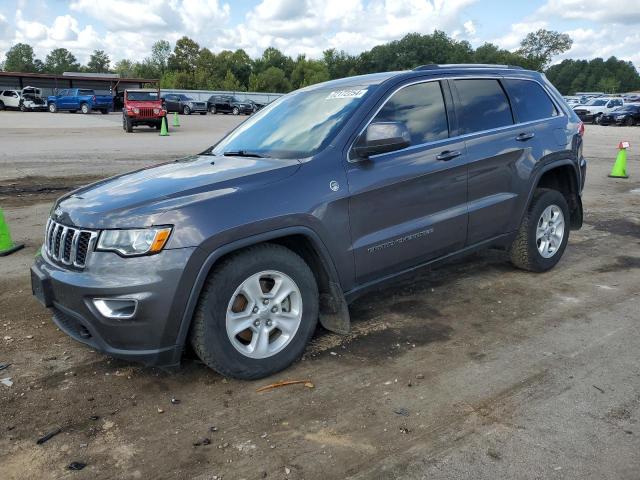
[
  {"x1": 0, "y1": 87, "x2": 47, "y2": 111},
  {"x1": 573, "y1": 97, "x2": 624, "y2": 124}
]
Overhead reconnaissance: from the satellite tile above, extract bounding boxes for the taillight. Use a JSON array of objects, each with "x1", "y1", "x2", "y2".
[{"x1": 578, "y1": 121, "x2": 584, "y2": 137}]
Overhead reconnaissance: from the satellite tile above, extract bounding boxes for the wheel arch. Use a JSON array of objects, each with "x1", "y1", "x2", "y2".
[
  {"x1": 175, "y1": 226, "x2": 350, "y2": 352},
  {"x1": 529, "y1": 160, "x2": 583, "y2": 229}
]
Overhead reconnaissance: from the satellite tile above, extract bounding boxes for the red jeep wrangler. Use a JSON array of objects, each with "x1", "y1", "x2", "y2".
[{"x1": 122, "y1": 89, "x2": 166, "y2": 132}]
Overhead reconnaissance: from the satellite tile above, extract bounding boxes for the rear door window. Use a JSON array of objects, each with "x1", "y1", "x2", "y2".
[
  {"x1": 503, "y1": 79, "x2": 558, "y2": 123},
  {"x1": 372, "y1": 81, "x2": 449, "y2": 146},
  {"x1": 454, "y1": 79, "x2": 513, "y2": 134}
]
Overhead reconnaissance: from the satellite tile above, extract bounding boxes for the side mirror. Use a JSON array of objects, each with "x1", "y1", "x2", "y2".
[{"x1": 352, "y1": 122, "x2": 411, "y2": 159}]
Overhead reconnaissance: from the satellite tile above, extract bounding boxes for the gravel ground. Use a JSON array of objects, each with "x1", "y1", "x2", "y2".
[{"x1": 0, "y1": 111, "x2": 639, "y2": 480}]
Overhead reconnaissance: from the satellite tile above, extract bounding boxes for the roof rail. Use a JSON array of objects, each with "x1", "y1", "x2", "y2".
[{"x1": 413, "y1": 64, "x2": 525, "y2": 71}]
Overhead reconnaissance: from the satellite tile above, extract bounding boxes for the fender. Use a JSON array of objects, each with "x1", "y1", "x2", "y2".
[{"x1": 174, "y1": 226, "x2": 349, "y2": 350}]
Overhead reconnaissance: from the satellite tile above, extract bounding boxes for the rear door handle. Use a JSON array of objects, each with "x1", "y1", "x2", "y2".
[
  {"x1": 436, "y1": 150, "x2": 462, "y2": 161},
  {"x1": 516, "y1": 132, "x2": 535, "y2": 141}
]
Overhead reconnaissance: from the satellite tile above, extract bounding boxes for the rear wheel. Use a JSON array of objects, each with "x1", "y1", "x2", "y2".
[
  {"x1": 190, "y1": 244, "x2": 318, "y2": 379},
  {"x1": 626, "y1": 117, "x2": 635, "y2": 126},
  {"x1": 48, "y1": 103, "x2": 56, "y2": 113},
  {"x1": 509, "y1": 189, "x2": 570, "y2": 272},
  {"x1": 100, "y1": 109, "x2": 109, "y2": 115}
]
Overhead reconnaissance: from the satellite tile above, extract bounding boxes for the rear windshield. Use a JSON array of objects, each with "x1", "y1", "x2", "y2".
[{"x1": 127, "y1": 91, "x2": 159, "y2": 101}]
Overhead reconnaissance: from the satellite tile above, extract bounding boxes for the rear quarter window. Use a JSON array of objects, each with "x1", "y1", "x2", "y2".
[
  {"x1": 504, "y1": 79, "x2": 558, "y2": 123},
  {"x1": 454, "y1": 79, "x2": 513, "y2": 134}
]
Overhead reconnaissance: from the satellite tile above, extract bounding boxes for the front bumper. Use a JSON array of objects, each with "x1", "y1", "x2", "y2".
[
  {"x1": 31, "y1": 245, "x2": 196, "y2": 367},
  {"x1": 188, "y1": 104, "x2": 208, "y2": 112}
]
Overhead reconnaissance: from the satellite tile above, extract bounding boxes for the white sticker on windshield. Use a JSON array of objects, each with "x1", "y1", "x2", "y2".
[{"x1": 326, "y1": 89, "x2": 367, "y2": 100}]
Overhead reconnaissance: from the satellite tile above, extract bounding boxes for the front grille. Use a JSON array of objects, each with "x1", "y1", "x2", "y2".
[
  {"x1": 139, "y1": 107, "x2": 155, "y2": 117},
  {"x1": 44, "y1": 218, "x2": 98, "y2": 268}
]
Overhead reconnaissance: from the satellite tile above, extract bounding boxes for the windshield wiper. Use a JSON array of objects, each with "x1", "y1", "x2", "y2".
[{"x1": 223, "y1": 150, "x2": 269, "y2": 158}]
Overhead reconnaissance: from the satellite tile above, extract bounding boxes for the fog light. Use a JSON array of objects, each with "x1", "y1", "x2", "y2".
[{"x1": 93, "y1": 298, "x2": 137, "y2": 319}]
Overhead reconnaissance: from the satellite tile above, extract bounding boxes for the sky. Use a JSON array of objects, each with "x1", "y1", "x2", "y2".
[{"x1": 0, "y1": 0, "x2": 639, "y2": 66}]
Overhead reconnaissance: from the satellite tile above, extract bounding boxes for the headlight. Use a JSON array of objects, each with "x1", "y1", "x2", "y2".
[
  {"x1": 132, "y1": 107, "x2": 140, "y2": 114},
  {"x1": 97, "y1": 227, "x2": 172, "y2": 256},
  {"x1": 153, "y1": 108, "x2": 160, "y2": 114}
]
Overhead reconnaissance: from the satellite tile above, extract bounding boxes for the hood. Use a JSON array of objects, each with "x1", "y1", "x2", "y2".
[
  {"x1": 54, "y1": 155, "x2": 300, "y2": 229},
  {"x1": 126, "y1": 100, "x2": 162, "y2": 108}
]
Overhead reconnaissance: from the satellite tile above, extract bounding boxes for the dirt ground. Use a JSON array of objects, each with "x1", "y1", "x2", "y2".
[{"x1": 1, "y1": 112, "x2": 639, "y2": 480}]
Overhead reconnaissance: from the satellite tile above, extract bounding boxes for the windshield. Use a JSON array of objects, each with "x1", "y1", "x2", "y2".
[
  {"x1": 127, "y1": 91, "x2": 159, "y2": 101},
  {"x1": 211, "y1": 86, "x2": 371, "y2": 159},
  {"x1": 587, "y1": 99, "x2": 607, "y2": 106}
]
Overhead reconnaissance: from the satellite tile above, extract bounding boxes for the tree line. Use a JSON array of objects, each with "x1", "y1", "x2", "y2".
[{"x1": 2, "y1": 29, "x2": 639, "y2": 94}]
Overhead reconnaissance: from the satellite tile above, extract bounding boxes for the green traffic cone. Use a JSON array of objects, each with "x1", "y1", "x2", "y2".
[
  {"x1": 609, "y1": 141, "x2": 629, "y2": 178},
  {"x1": 0, "y1": 208, "x2": 25, "y2": 257},
  {"x1": 160, "y1": 116, "x2": 169, "y2": 136},
  {"x1": 173, "y1": 111, "x2": 180, "y2": 127}
]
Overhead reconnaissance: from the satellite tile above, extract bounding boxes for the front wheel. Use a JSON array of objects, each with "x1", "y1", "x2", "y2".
[
  {"x1": 209, "y1": 105, "x2": 216, "y2": 114},
  {"x1": 232, "y1": 107, "x2": 239, "y2": 115},
  {"x1": 509, "y1": 189, "x2": 570, "y2": 272},
  {"x1": 123, "y1": 115, "x2": 133, "y2": 132},
  {"x1": 190, "y1": 244, "x2": 318, "y2": 379},
  {"x1": 626, "y1": 117, "x2": 635, "y2": 126},
  {"x1": 80, "y1": 103, "x2": 90, "y2": 114},
  {"x1": 100, "y1": 109, "x2": 109, "y2": 115},
  {"x1": 48, "y1": 103, "x2": 57, "y2": 113},
  {"x1": 183, "y1": 105, "x2": 191, "y2": 115}
]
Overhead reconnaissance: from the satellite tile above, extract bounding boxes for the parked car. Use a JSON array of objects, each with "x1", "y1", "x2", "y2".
[
  {"x1": 161, "y1": 93, "x2": 208, "y2": 115},
  {"x1": 207, "y1": 95, "x2": 254, "y2": 115},
  {"x1": 573, "y1": 97, "x2": 624, "y2": 123},
  {"x1": 0, "y1": 87, "x2": 47, "y2": 111},
  {"x1": 598, "y1": 104, "x2": 640, "y2": 126},
  {"x1": 122, "y1": 89, "x2": 167, "y2": 132},
  {"x1": 31, "y1": 65, "x2": 586, "y2": 379},
  {"x1": 47, "y1": 88, "x2": 112, "y2": 114},
  {"x1": 21, "y1": 87, "x2": 47, "y2": 111}
]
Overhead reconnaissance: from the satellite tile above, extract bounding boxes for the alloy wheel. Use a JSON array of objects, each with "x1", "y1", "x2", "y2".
[
  {"x1": 225, "y1": 270, "x2": 303, "y2": 359},
  {"x1": 536, "y1": 205, "x2": 565, "y2": 258}
]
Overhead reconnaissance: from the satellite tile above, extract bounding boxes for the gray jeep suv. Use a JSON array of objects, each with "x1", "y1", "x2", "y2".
[{"x1": 31, "y1": 64, "x2": 586, "y2": 379}]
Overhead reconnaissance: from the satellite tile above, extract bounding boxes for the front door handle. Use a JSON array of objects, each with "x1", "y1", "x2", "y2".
[
  {"x1": 436, "y1": 150, "x2": 461, "y2": 161},
  {"x1": 516, "y1": 132, "x2": 535, "y2": 141}
]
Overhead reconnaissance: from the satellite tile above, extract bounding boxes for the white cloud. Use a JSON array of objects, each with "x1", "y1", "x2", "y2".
[
  {"x1": 70, "y1": 0, "x2": 169, "y2": 32},
  {"x1": 538, "y1": 0, "x2": 640, "y2": 25}
]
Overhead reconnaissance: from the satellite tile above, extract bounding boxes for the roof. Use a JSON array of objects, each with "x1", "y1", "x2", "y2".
[
  {"x1": 301, "y1": 64, "x2": 537, "y2": 93},
  {"x1": 0, "y1": 71, "x2": 158, "y2": 84},
  {"x1": 126, "y1": 88, "x2": 159, "y2": 92}
]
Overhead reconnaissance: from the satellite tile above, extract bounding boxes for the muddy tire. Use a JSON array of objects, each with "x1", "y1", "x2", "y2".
[
  {"x1": 190, "y1": 244, "x2": 318, "y2": 380},
  {"x1": 509, "y1": 188, "x2": 570, "y2": 272}
]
